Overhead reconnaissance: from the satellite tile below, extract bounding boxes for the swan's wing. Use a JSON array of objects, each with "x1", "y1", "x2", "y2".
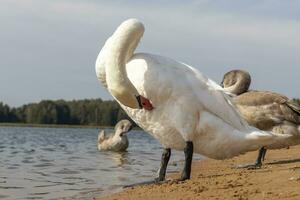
[
  {"x1": 287, "y1": 100, "x2": 300, "y2": 116},
  {"x1": 185, "y1": 65, "x2": 250, "y2": 131},
  {"x1": 236, "y1": 91, "x2": 300, "y2": 124},
  {"x1": 286, "y1": 100, "x2": 300, "y2": 124}
]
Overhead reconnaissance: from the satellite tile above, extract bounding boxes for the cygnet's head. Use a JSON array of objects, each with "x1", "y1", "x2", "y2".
[
  {"x1": 221, "y1": 70, "x2": 251, "y2": 95},
  {"x1": 114, "y1": 119, "x2": 133, "y2": 137}
]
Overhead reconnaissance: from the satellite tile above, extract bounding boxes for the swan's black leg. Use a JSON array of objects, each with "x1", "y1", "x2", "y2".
[
  {"x1": 179, "y1": 141, "x2": 193, "y2": 181},
  {"x1": 124, "y1": 148, "x2": 171, "y2": 188},
  {"x1": 155, "y1": 148, "x2": 171, "y2": 182},
  {"x1": 254, "y1": 147, "x2": 267, "y2": 166},
  {"x1": 236, "y1": 147, "x2": 267, "y2": 169},
  {"x1": 261, "y1": 147, "x2": 267, "y2": 162},
  {"x1": 125, "y1": 142, "x2": 193, "y2": 187}
]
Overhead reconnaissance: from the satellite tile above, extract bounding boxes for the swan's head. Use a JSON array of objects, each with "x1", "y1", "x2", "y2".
[
  {"x1": 114, "y1": 119, "x2": 133, "y2": 137},
  {"x1": 221, "y1": 70, "x2": 251, "y2": 95},
  {"x1": 110, "y1": 87, "x2": 154, "y2": 111}
]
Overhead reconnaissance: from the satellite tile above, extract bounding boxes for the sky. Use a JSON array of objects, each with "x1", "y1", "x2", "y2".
[{"x1": 1, "y1": 0, "x2": 300, "y2": 107}]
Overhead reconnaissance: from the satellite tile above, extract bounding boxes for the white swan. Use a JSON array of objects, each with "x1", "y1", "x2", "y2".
[
  {"x1": 98, "y1": 119, "x2": 132, "y2": 152},
  {"x1": 222, "y1": 70, "x2": 300, "y2": 168},
  {"x1": 95, "y1": 19, "x2": 291, "y2": 181}
]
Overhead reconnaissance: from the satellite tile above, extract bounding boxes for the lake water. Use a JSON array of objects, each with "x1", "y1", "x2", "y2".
[{"x1": 0, "y1": 126, "x2": 198, "y2": 200}]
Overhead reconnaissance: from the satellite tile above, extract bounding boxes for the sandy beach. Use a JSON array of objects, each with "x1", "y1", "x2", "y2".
[{"x1": 96, "y1": 145, "x2": 300, "y2": 200}]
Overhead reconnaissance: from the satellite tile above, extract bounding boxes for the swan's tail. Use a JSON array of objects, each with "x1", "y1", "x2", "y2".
[
  {"x1": 209, "y1": 129, "x2": 292, "y2": 160},
  {"x1": 233, "y1": 129, "x2": 292, "y2": 158},
  {"x1": 245, "y1": 130, "x2": 291, "y2": 143},
  {"x1": 195, "y1": 111, "x2": 292, "y2": 159}
]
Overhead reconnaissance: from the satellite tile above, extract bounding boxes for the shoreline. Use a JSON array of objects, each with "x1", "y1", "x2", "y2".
[
  {"x1": 0, "y1": 123, "x2": 142, "y2": 130},
  {"x1": 96, "y1": 145, "x2": 300, "y2": 200},
  {"x1": 0, "y1": 123, "x2": 109, "y2": 129}
]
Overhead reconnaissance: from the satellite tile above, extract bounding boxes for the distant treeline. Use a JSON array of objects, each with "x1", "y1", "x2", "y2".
[
  {"x1": 1, "y1": 98, "x2": 299, "y2": 126},
  {"x1": 0, "y1": 99, "x2": 130, "y2": 126},
  {"x1": 294, "y1": 99, "x2": 300, "y2": 106}
]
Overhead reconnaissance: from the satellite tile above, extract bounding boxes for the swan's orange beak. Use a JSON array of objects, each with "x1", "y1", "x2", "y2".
[{"x1": 137, "y1": 95, "x2": 154, "y2": 111}]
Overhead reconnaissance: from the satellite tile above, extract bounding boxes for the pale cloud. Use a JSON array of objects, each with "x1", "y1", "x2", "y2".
[{"x1": 0, "y1": 0, "x2": 299, "y2": 106}]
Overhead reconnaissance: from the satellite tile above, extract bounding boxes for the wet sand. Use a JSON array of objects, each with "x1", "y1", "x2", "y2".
[{"x1": 96, "y1": 145, "x2": 300, "y2": 200}]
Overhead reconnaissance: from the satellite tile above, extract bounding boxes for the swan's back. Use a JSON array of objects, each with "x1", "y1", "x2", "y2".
[{"x1": 126, "y1": 53, "x2": 249, "y2": 132}]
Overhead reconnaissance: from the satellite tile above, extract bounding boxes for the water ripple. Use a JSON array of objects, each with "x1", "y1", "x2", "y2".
[
  {"x1": 53, "y1": 168, "x2": 80, "y2": 175},
  {"x1": 0, "y1": 186, "x2": 24, "y2": 189},
  {"x1": 33, "y1": 163, "x2": 55, "y2": 168},
  {"x1": 0, "y1": 127, "x2": 189, "y2": 200}
]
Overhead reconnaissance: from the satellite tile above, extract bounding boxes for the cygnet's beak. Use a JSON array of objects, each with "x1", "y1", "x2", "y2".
[
  {"x1": 220, "y1": 81, "x2": 224, "y2": 88},
  {"x1": 119, "y1": 132, "x2": 127, "y2": 137},
  {"x1": 120, "y1": 123, "x2": 133, "y2": 136},
  {"x1": 127, "y1": 123, "x2": 133, "y2": 132},
  {"x1": 136, "y1": 95, "x2": 154, "y2": 111}
]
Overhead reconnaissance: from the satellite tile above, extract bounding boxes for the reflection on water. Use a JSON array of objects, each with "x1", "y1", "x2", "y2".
[
  {"x1": 109, "y1": 152, "x2": 130, "y2": 166},
  {"x1": 0, "y1": 127, "x2": 196, "y2": 200}
]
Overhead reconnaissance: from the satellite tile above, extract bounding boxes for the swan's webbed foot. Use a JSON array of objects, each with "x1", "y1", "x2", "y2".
[
  {"x1": 179, "y1": 141, "x2": 193, "y2": 181},
  {"x1": 123, "y1": 180, "x2": 168, "y2": 188},
  {"x1": 235, "y1": 147, "x2": 267, "y2": 170},
  {"x1": 154, "y1": 176, "x2": 167, "y2": 183},
  {"x1": 235, "y1": 162, "x2": 262, "y2": 169}
]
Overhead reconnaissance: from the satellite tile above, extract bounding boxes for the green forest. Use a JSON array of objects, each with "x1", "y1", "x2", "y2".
[
  {"x1": 0, "y1": 99, "x2": 130, "y2": 126},
  {"x1": 0, "y1": 98, "x2": 299, "y2": 127}
]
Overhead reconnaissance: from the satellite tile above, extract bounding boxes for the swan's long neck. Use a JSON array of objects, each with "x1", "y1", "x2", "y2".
[
  {"x1": 222, "y1": 70, "x2": 251, "y2": 95},
  {"x1": 103, "y1": 19, "x2": 145, "y2": 109}
]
